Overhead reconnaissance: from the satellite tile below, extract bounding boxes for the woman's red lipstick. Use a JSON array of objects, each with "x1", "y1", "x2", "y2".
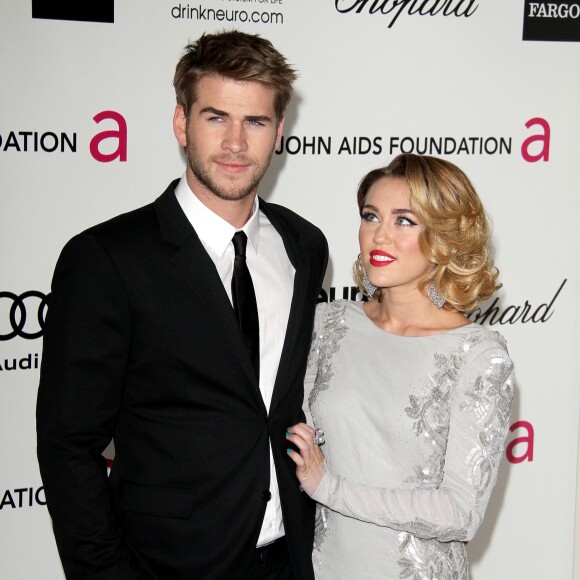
[{"x1": 370, "y1": 250, "x2": 395, "y2": 267}]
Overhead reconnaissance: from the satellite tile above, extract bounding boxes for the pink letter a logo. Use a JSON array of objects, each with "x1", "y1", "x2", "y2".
[
  {"x1": 521, "y1": 117, "x2": 550, "y2": 162},
  {"x1": 90, "y1": 111, "x2": 127, "y2": 162},
  {"x1": 506, "y1": 420, "x2": 535, "y2": 463}
]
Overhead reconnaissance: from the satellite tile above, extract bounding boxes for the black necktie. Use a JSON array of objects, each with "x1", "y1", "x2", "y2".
[{"x1": 231, "y1": 231, "x2": 260, "y2": 381}]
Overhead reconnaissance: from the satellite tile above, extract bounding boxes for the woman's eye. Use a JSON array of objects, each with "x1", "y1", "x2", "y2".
[
  {"x1": 361, "y1": 211, "x2": 379, "y2": 222},
  {"x1": 395, "y1": 216, "x2": 417, "y2": 226}
]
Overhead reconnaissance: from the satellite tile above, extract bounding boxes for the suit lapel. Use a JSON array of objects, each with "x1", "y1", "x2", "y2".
[
  {"x1": 260, "y1": 200, "x2": 311, "y2": 415},
  {"x1": 154, "y1": 183, "x2": 264, "y2": 411}
]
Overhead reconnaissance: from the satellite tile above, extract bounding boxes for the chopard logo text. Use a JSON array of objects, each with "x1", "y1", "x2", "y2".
[{"x1": 334, "y1": 0, "x2": 479, "y2": 28}]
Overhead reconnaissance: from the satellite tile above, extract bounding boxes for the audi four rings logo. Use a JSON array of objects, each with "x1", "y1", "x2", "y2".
[{"x1": 0, "y1": 291, "x2": 50, "y2": 340}]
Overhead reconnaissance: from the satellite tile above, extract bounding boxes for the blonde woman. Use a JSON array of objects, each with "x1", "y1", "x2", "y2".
[{"x1": 287, "y1": 154, "x2": 514, "y2": 579}]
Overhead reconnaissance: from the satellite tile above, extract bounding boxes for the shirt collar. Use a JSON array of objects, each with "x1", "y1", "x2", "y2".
[{"x1": 175, "y1": 174, "x2": 260, "y2": 257}]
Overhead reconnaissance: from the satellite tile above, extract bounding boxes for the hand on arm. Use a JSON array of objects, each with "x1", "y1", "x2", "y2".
[{"x1": 286, "y1": 422, "x2": 327, "y2": 496}]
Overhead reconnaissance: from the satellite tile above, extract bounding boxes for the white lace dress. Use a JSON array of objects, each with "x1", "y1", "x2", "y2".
[{"x1": 305, "y1": 300, "x2": 514, "y2": 580}]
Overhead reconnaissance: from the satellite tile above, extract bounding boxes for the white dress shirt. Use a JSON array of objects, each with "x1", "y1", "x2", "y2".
[{"x1": 175, "y1": 175, "x2": 295, "y2": 546}]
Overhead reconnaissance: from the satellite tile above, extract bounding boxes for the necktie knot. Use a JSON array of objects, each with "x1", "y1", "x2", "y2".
[{"x1": 232, "y1": 231, "x2": 248, "y2": 258}]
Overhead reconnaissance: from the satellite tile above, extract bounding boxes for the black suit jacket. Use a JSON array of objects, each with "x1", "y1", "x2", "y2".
[{"x1": 36, "y1": 180, "x2": 328, "y2": 580}]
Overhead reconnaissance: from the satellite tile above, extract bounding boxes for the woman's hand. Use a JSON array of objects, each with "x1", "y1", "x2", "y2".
[{"x1": 286, "y1": 422, "x2": 326, "y2": 496}]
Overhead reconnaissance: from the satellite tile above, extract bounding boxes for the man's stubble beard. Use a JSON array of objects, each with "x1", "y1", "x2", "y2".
[{"x1": 185, "y1": 139, "x2": 274, "y2": 202}]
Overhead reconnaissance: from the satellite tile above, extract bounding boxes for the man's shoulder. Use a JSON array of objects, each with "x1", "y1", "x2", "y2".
[
  {"x1": 53, "y1": 202, "x2": 158, "y2": 269},
  {"x1": 83, "y1": 201, "x2": 155, "y2": 240},
  {"x1": 73, "y1": 180, "x2": 178, "y2": 246}
]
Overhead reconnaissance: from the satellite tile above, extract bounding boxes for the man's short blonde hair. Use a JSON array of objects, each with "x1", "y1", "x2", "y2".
[{"x1": 173, "y1": 30, "x2": 297, "y2": 120}]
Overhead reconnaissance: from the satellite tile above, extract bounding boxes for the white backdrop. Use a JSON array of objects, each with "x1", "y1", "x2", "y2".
[{"x1": 1, "y1": 1, "x2": 579, "y2": 578}]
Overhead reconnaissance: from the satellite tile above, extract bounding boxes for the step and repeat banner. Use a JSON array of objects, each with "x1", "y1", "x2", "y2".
[{"x1": 1, "y1": 1, "x2": 579, "y2": 578}]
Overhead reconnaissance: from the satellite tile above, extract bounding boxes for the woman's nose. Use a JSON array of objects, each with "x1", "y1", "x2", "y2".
[{"x1": 373, "y1": 223, "x2": 392, "y2": 244}]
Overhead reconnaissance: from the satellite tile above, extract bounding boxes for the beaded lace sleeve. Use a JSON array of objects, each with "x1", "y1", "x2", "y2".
[
  {"x1": 310, "y1": 339, "x2": 514, "y2": 542},
  {"x1": 302, "y1": 302, "x2": 328, "y2": 427}
]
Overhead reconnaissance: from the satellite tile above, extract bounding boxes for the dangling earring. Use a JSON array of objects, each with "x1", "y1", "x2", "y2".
[
  {"x1": 428, "y1": 282, "x2": 445, "y2": 309},
  {"x1": 362, "y1": 272, "x2": 376, "y2": 298}
]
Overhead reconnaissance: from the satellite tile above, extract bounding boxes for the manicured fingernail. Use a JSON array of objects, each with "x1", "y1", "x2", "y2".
[
  {"x1": 286, "y1": 430, "x2": 291, "y2": 437},
  {"x1": 286, "y1": 448, "x2": 292, "y2": 454}
]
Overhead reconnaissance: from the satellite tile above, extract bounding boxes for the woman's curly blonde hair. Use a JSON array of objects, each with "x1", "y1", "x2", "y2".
[{"x1": 353, "y1": 154, "x2": 500, "y2": 313}]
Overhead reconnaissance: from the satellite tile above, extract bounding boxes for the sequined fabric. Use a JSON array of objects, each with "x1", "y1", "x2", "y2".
[
  {"x1": 305, "y1": 301, "x2": 349, "y2": 555},
  {"x1": 307, "y1": 300, "x2": 348, "y2": 411},
  {"x1": 398, "y1": 532, "x2": 469, "y2": 580},
  {"x1": 303, "y1": 300, "x2": 514, "y2": 580}
]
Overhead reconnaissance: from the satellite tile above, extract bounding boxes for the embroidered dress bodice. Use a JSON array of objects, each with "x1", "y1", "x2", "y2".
[{"x1": 304, "y1": 300, "x2": 514, "y2": 580}]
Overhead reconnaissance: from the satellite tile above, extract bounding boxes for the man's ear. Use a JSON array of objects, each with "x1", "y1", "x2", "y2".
[{"x1": 173, "y1": 105, "x2": 187, "y2": 147}]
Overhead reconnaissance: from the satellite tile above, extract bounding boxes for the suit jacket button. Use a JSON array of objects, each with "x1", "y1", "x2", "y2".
[{"x1": 261, "y1": 490, "x2": 272, "y2": 502}]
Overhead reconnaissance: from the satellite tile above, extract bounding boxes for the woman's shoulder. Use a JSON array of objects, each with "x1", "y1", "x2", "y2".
[
  {"x1": 313, "y1": 300, "x2": 363, "y2": 337},
  {"x1": 315, "y1": 299, "x2": 364, "y2": 321},
  {"x1": 455, "y1": 324, "x2": 513, "y2": 374},
  {"x1": 459, "y1": 323, "x2": 509, "y2": 350}
]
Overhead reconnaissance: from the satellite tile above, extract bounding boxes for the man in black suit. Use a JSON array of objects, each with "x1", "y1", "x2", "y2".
[{"x1": 37, "y1": 30, "x2": 327, "y2": 580}]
